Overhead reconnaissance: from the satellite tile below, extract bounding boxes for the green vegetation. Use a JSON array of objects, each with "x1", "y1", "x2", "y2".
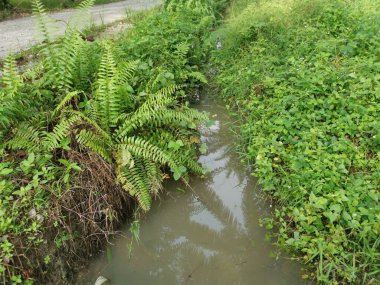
[
  {"x1": 1, "y1": 0, "x2": 379, "y2": 284},
  {"x1": 0, "y1": 0, "x2": 222, "y2": 283},
  {"x1": 7, "y1": 0, "x2": 119, "y2": 11},
  {"x1": 0, "y1": 0, "x2": 120, "y2": 20},
  {"x1": 212, "y1": 0, "x2": 380, "y2": 283}
]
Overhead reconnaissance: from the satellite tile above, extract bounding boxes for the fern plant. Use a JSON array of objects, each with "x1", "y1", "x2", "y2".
[
  {"x1": 0, "y1": 0, "x2": 209, "y2": 213},
  {"x1": 71, "y1": 47, "x2": 208, "y2": 210}
]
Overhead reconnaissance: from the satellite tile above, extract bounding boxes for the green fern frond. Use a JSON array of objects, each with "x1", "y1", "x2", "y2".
[
  {"x1": 118, "y1": 60, "x2": 138, "y2": 84},
  {"x1": 175, "y1": 42, "x2": 190, "y2": 58},
  {"x1": 76, "y1": 129, "x2": 113, "y2": 162},
  {"x1": 1, "y1": 55, "x2": 22, "y2": 99},
  {"x1": 156, "y1": 84, "x2": 184, "y2": 98},
  {"x1": 5, "y1": 123, "x2": 42, "y2": 152},
  {"x1": 51, "y1": 29, "x2": 85, "y2": 90},
  {"x1": 168, "y1": 127, "x2": 196, "y2": 145},
  {"x1": 146, "y1": 129, "x2": 177, "y2": 148},
  {"x1": 21, "y1": 62, "x2": 44, "y2": 82},
  {"x1": 118, "y1": 109, "x2": 182, "y2": 136},
  {"x1": 95, "y1": 43, "x2": 121, "y2": 131},
  {"x1": 77, "y1": 0, "x2": 95, "y2": 10},
  {"x1": 32, "y1": 0, "x2": 52, "y2": 43},
  {"x1": 69, "y1": 110, "x2": 112, "y2": 142},
  {"x1": 119, "y1": 108, "x2": 207, "y2": 137},
  {"x1": 82, "y1": 99, "x2": 99, "y2": 123},
  {"x1": 188, "y1": 71, "x2": 208, "y2": 84},
  {"x1": 177, "y1": 150, "x2": 204, "y2": 174},
  {"x1": 116, "y1": 86, "x2": 182, "y2": 137},
  {"x1": 116, "y1": 162, "x2": 152, "y2": 211},
  {"x1": 148, "y1": 69, "x2": 170, "y2": 91},
  {"x1": 142, "y1": 158, "x2": 162, "y2": 195},
  {"x1": 119, "y1": 136, "x2": 178, "y2": 171},
  {"x1": 72, "y1": 41, "x2": 100, "y2": 90},
  {"x1": 138, "y1": 91, "x2": 175, "y2": 113},
  {"x1": 53, "y1": 91, "x2": 80, "y2": 116},
  {"x1": 42, "y1": 115, "x2": 80, "y2": 151},
  {"x1": 69, "y1": 0, "x2": 95, "y2": 30}
]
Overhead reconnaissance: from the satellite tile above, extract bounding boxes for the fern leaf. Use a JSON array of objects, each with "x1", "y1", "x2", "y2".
[
  {"x1": 1, "y1": 55, "x2": 22, "y2": 99},
  {"x1": 76, "y1": 129, "x2": 113, "y2": 162},
  {"x1": 188, "y1": 71, "x2": 208, "y2": 84},
  {"x1": 69, "y1": 0, "x2": 95, "y2": 30},
  {"x1": 53, "y1": 91, "x2": 80, "y2": 116},
  {"x1": 118, "y1": 60, "x2": 138, "y2": 84},
  {"x1": 95, "y1": 43, "x2": 121, "y2": 131},
  {"x1": 119, "y1": 136, "x2": 178, "y2": 171},
  {"x1": 4, "y1": 123, "x2": 42, "y2": 152},
  {"x1": 70, "y1": 110, "x2": 112, "y2": 142},
  {"x1": 42, "y1": 115, "x2": 80, "y2": 151},
  {"x1": 32, "y1": 0, "x2": 57, "y2": 44},
  {"x1": 175, "y1": 42, "x2": 190, "y2": 58},
  {"x1": 143, "y1": 158, "x2": 162, "y2": 195},
  {"x1": 77, "y1": 0, "x2": 95, "y2": 10},
  {"x1": 116, "y1": 162, "x2": 152, "y2": 211}
]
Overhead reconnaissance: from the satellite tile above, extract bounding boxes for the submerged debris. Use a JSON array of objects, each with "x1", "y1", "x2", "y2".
[{"x1": 94, "y1": 276, "x2": 109, "y2": 285}]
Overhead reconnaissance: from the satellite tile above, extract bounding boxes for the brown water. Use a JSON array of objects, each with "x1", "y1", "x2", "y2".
[{"x1": 79, "y1": 96, "x2": 308, "y2": 285}]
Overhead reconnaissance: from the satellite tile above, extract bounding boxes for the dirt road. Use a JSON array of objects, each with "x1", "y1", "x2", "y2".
[{"x1": 0, "y1": 0, "x2": 160, "y2": 58}]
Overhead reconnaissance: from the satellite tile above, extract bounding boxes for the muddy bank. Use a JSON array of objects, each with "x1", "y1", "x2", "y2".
[{"x1": 5, "y1": 151, "x2": 136, "y2": 285}]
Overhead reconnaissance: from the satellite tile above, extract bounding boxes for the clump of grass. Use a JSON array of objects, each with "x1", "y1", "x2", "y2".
[{"x1": 212, "y1": 0, "x2": 380, "y2": 283}]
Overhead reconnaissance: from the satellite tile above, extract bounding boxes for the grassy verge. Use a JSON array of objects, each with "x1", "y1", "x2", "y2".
[
  {"x1": 9, "y1": 0, "x2": 121, "y2": 10},
  {"x1": 0, "y1": 0, "x2": 225, "y2": 284},
  {"x1": 212, "y1": 0, "x2": 380, "y2": 283},
  {"x1": 0, "y1": 0, "x2": 121, "y2": 18}
]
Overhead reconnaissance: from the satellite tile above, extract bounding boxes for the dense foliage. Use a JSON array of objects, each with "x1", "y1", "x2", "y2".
[
  {"x1": 0, "y1": 0, "x2": 219, "y2": 283},
  {"x1": 213, "y1": 0, "x2": 380, "y2": 283}
]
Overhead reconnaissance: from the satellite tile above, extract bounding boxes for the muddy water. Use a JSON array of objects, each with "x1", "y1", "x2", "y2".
[{"x1": 79, "y1": 96, "x2": 308, "y2": 285}]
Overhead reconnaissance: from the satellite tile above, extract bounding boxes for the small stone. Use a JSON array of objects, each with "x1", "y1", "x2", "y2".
[
  {"x1": 28, "y1": 208, "x2": 37, "y2": 219},
  {"x1": 36, "y1": 214, "x2": 44, "y2": 222}
]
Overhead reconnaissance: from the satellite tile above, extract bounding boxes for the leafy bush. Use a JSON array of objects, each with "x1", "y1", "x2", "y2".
[
  {"x1": 0, "y1": 0, "x2": 217, "y2": 283},
  {"x1": 213, "y1": 0, "x2": 380, "y2": 283}
]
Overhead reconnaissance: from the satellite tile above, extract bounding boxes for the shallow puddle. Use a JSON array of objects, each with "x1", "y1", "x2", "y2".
[{"x1": 78, "y1": 96, "x2": 309, "y2": 285}]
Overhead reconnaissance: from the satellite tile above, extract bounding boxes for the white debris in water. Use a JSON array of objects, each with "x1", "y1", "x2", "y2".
[{"x1": 94, "y1": 276, "x2": 109, "y2": 285}]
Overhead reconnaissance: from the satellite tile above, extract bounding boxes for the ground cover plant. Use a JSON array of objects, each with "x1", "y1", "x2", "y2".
[
  {"x1": 212, "y1": 0, "x2": 380, "y2": 283},
  {"x1": 0, "y1": 0, "x2": 222, "y2": 283}
]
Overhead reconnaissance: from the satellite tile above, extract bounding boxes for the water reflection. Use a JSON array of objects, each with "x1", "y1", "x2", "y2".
[{"x1": 78, "y1": 96, "x2": 308, "y2": 285}]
